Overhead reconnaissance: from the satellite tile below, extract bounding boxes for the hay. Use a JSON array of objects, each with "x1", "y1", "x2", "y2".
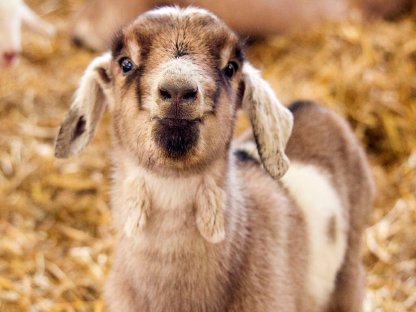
[{"x1": 0, "y1": 0, "x2": 415, "y2": 311}]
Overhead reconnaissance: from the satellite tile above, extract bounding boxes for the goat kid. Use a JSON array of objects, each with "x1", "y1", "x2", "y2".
[{"x1": 55, "y1": 7, "x2": 375, "y2": 312}]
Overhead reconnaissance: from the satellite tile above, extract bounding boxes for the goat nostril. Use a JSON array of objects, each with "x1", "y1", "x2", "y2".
[
  {"x1": 158, "y1": 86, "x2": 198, "y2": 103},
  {"x1": 182, "y1": 89, "x2": 197, "y2": 101},
  {"x1": 159, "y1": 89, "x2": 172, "y2": 100}
]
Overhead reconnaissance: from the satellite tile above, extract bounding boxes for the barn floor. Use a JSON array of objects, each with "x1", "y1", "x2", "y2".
[{"x1": 0, "y1": 0, "x2": 415, "y2": 311}]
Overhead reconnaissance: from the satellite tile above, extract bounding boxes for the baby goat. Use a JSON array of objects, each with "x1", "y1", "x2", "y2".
[{"x1": 55, "y1": 7, "x2": 375, "y2": 312}]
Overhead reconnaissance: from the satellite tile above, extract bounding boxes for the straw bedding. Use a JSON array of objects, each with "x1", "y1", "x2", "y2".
[{"x1": 0, "y1": 1, "x2": 415, "y2": 311}]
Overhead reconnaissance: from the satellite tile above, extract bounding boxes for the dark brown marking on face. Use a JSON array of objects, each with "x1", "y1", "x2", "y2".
[
  {"x1": 134, "y1": 67, "x2": 145, "y2": 110},
  {"x1": 175, "y1": 49, "x2": 188, "y2": 58},
  {"x1": 135, "y1": 31, "x2": 153, "y2": 61},
  {"x1": 174, "y1": 38, "x2": 189, "y2": 58},
  {"x1": 118, "y1": 36, "x2": 150, "y2": 109},
  {"x1": 117, "y1": 29, "x2": 155, "y2": 110},
  {"x1": 327, "y1": 215, "x2": 337, "y2": 243},
  {"x1": 212, "y1": 84, "x2": 221, "y2": 111},
  {"x1": 236, "y1": 80, "x2": 245, "y2": 109},
  {"x1": 208, "y1": 32, "x2": 228, "y2": 59},
  {"x1": 124, "y1": 67, "x2": 140, "y2": 87},
  {"x1": 121, "y1": 65, "x2": 145, "y2": 109},
  {"x1": 111, "y1": 31, "x2": 124, "y2": 58},
  {"x1": 234, "y1": 42, "x2": 245, "y2": 63},
  {"x1": 220, "y1": 69, "x2": 233, "y2": 92},
  {"x1": 152, "y1": 119, "x2": 200, "y2": 159},
  {"x1": 209, "y1": 68, "x2": 228, "y2": 111}
]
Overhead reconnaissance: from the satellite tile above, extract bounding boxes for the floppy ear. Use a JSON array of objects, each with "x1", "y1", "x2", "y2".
[
  {"x1": 241, "y1": 63, "x2": 293, "y2": 179},
  {"x1": 55, "y1": 53, "x2": 113, "y2": 158}
]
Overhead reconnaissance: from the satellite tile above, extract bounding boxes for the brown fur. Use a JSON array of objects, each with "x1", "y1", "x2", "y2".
[{"x1": 55, "y1": 8, "x2": 374, "y2": 312}]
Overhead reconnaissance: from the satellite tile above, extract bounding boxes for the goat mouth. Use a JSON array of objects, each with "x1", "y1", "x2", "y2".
[
  {"x1": 152, "y1": 117, "x2": 202, "y2": 125},
  {"x1": 152, "y1": 118, "x2": 201, "y2": 159}
]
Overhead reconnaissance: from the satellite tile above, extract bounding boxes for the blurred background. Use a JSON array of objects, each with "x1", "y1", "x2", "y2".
[{"x1": 0, "y1": 0, "x2": 415, "y2": 311}]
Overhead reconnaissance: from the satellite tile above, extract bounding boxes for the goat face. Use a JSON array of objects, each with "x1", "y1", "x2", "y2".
[
  {"x1": 110, "y1": 7, "x2": 244, "y2": 173},
  {"x1": 56, "y1": 6, "x2": 293, "y2": 180}
]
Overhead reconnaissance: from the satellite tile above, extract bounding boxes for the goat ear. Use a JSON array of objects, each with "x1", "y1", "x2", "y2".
[
  {"x1": 241, "y1": 63, "x2": 293, "y2": 179},
  {"x1": 55, "y1": 53, "x2": 113, "y2": 158}
]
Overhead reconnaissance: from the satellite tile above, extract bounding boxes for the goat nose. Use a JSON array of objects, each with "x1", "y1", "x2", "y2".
[
  {"x1": 3, "y1": 51, "x2": 17, "y2": 65},
  {"x1": 158, "y1": 85, "x2": 198, "y2": 105}
]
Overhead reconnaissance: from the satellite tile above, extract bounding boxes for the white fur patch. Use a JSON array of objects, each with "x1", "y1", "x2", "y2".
[
  {"x1": 181, "y1": 7, "x2": 219, "y2": 20},
  {"x1": 195, "y1": 176, "x2": 225, "y2": 243},
  {"x1": 146, "y1": 6, "x2": 181, "y2": 18},
  {"x1": 119, "y1": 157, "x2": 226, "y2": 244},
  {"x1": 126, "y1": 165, "x2": 202, "y2": 211},
  {"x1": 281, "y1": 162, "x2": 347, "y2": 308},
  {"x1": 146, "y1": 6, "x2": 218, "y2": 20},
  {"x1": 122, "y1": 176, "x2": 150, "y2": 237}
]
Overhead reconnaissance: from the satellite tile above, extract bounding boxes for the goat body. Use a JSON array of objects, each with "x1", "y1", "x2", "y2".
[{"x1": 55, "y1": 7, "x2": 374, "y2": 312}]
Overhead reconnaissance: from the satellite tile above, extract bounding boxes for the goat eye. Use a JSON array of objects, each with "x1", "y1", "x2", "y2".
[
  {"x1": 119, "y1": 57, "x2": 134, "y2": 74},
  {"x1": 223, "y1": 61, "x2": 238, "y2": 79}
]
